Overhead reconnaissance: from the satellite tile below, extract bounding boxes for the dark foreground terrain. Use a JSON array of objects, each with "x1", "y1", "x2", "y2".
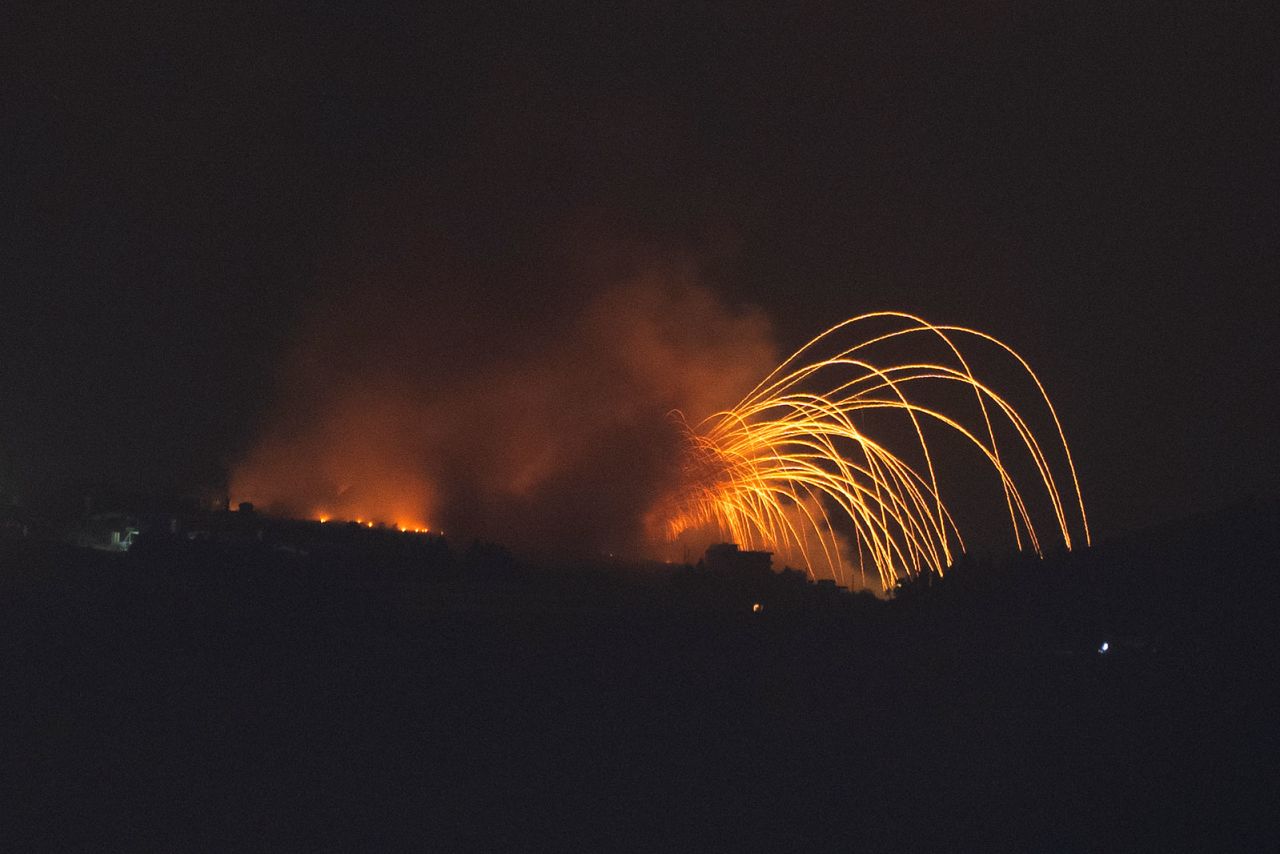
[{"x1": 3, "y1": 502, "x2": 1277, "y2": 851}]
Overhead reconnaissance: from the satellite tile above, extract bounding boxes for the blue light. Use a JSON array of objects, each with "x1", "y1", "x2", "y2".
[{"x1": 1098, "y1": 641, "x2": 1110, "y2": 654}]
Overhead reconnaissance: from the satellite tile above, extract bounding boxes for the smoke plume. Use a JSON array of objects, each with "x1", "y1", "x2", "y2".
[{"x1": 231, "y1": 250, "x2": 777, "y2": 560}]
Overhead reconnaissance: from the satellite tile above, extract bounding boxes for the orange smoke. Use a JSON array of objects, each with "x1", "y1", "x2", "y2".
[
  {"x1": 231, "y1": 390, "x2": 436, "y2": 531},
  {"x1": 231, "y1": 257, "x2": 777, "y2": 557}
]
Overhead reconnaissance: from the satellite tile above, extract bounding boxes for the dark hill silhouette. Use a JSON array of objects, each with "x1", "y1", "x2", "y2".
[{"x1": 1, "y1": 499, "x2": 1276, "y2": 850}]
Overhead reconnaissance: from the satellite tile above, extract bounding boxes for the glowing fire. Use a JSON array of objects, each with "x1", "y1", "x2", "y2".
[
  {"x1": 313, "y1": 512, "x2": 432, "y2": 534},
  {"x1": 655, "y1": 312, "x2": 1089, "y2": 592}
]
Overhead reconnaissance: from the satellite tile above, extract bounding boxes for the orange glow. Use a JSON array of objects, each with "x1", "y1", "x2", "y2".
[
  {"x1": 230, "y1": 276, "x2": 781, "y2": 560},
  {"x1": 230, "y1": 388, "x2": 439, "y2": 545},
  {"x1": 655, "y1": 313, "x2": 1089, "y2": 593},
  {"x1": 312, "y1": 515, "x2": 433, "y2": 533}
]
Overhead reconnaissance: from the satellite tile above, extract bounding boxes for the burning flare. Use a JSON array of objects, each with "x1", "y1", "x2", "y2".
[{"x1": 655, "y1": 312, "x2": 1089, "y2": 592}]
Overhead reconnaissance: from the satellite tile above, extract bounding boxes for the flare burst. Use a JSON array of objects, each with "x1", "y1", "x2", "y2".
[{"x1": 657, "y1": 313, "x2": 1089, "y2": 592}]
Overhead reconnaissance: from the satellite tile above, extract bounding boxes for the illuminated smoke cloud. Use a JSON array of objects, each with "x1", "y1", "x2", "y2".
[{"x1": 231, "y1": 256, "x2": 777, "y2": 558}]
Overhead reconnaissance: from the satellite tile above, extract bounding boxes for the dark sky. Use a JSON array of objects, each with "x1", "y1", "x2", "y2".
[{"x1": 3, "y1": 1, "x2": 1276, "y2": 542}]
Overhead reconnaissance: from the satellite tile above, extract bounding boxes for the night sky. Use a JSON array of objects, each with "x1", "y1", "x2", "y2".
[{"x1": 4, "y1": 2, "x2": 1276, "y2": 544}]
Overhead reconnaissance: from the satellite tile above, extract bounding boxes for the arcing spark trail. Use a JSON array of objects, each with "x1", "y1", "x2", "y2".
[{"x1": 656, "y1": 313, "x2": 1089, "y2": 592}]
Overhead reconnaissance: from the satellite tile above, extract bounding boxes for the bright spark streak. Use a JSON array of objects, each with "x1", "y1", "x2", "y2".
[{"x1": 657, "y1": 313, "x2": 1090, "y2": 592}]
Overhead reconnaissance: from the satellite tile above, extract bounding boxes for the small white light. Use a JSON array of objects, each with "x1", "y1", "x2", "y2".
[{"x1": 1099, "y1": 641, "x2": 1110, "y2": 654}]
